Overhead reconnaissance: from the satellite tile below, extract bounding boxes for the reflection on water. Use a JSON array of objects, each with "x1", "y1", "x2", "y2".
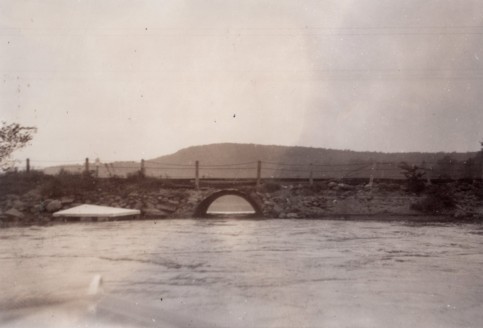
[{"x1": 1, "y1": 219, "x2": 483, "y2": 327}]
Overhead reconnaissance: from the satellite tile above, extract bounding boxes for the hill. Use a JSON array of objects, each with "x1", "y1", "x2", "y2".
[{"x1": 43, "y1": 143, "x2": 480, "y2": 180}]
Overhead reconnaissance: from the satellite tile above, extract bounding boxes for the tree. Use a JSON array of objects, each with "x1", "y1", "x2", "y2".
[
  {"x1": 398, "y1": 161, "x2": 426, "y2": 194},
  {"x1": 0, "y1": 122, "x2": 36, "y2": 171}
]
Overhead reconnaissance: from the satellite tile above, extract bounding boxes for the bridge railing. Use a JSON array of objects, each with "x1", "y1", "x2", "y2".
[{"x1": 14, "y1": 157, "x2": 483, "y2": 189}]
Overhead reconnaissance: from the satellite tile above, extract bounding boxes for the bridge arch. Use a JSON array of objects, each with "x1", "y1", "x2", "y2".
[{"x1": 193, "y1": 189, "x2": 264, "y2": 218}]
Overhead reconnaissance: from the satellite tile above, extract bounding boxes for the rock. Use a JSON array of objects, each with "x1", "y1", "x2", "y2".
[
  {"x1": 338, "y1": 183, "x2": 355, "y2": 191},
  {"x1": 46, "y1": 200, "x2": 62, "y2": 212},
  {"x1": 12, "y1": 199, "x2": 26, "y2": 210},
  {"x1": 24, "y1": 189, "x2": 41, "y2": 200},
  {"x1": 60, "y1": 197, "x2": 75, "y2": 205},
  {"x1": 6, "y1": 194, "x2": 20, "y2": 201},
  {"x1": 186, "y1": 196, "x2": 200, "y2": 204},
  {"x1": 143, "y1": 208, "x2": 168, "y2": 218},
  {"x1": 286, "y1": 213, "x2": 298, "y2": 218},
  {"x1": 272, "y1": 204, "x2": 283, "y2": 215},
  {"x1": 31, "y1": 204, "x2": 43, "y2": 214},
  {"x1": 131, "y1": 201, "x2": 143, "y2": 210},
  {"x1": 157, "y1": 203, "x2": 177, "y2": 213},
  {"x1": 167, "y1": 199, "x2": 180, "y2": 205},
  {"x1": 5, "y1": 208, "x2": 24, "y2": 218},
  {"x1": 144, "y1": 201, "x2": 157, "y2": 209}
]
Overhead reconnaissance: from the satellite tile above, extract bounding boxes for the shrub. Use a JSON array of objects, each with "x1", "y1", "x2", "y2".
[
  {"x1": 377, "y1": 182, "x2": 401, "y2": 192},
  {"x1": 40, "y1": 170, "x2": 98, "y2": 197},
  {"x1": 411, "y1": 184, "x2": 456, "y2": 214},
  {"x1": 399, "y1": 162, "x2": 426, "y2": 194},
  {"x1": 126, "y1": 171, "x2": 145, "y2": 182},
  {"x1": 260, "y1": 182, "x2": 282, "y2": 193},
  {"x1": 0, "y1": 170, "x2": 47, "y2": 196}
]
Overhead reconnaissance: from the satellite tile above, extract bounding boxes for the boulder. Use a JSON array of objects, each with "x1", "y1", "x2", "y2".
[
  {"x1": 337, "y1": 183, "x2": 355, "y2": 191},
  {"x1": 157, "y1": 203, "x2": 177, "y2": 213},
  {"x1": 167, "y1": 199, "x2": 180, "y2": 205},
  {"x1": 24, "y1": 189, "x2": 41, "y2": 200},
  {"x1": 60, "y1": 197, "x2": 75, "y2": 205},
  {"x1": 328, "y1": 182, "x2": 338, "y2": 189},
  {"x1": 5, "y1": 194, "x2": 20, "y2": 201},
  {"x1": 5, "y1": 208, "x2": 24, "y2": 218},
  {"x1": 144, "y1": 201, "x2": 157, "y2": 209},
  {"x1": 133, "y1": 201, "x2": 143, "y2": 210},
  {"x1": 46, "y1": 200, "x2": 62, "y2": 212},
  {"x1": 286, "y1": 212, "x2": 298, "y2": 218},
  {"x1": 12, "y1": 200, "x2": 26, "y2": 210},
  {"x1": 143, "y1": 208, "x2": 168, "y2": 218},
  {"x1": 272, "y1": 204, "x2": 283, "y2": 214}
]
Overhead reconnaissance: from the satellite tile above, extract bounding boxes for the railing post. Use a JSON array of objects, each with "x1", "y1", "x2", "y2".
[
  {"x1": 426, "y1": 166, "x2": 432, "y2": 185},
  {"x1": 26, "y1": 158, "x2": 30, "y2": 173},
  {"x1": 480, "y1": 141, "x2": 483, "y2": 180},
  {"x1": 95, "y1": 158, "x2": 100, "y2": 178},
  {"x1": 368, "y1": 162, "x2": 376, "y2": 188},
  {"x1": 195, "y1": 160, "x2": 200, "y2": 190},
  {"x1": 140, "y1": 159, "x2": 145, "y2": 177},
  {"x1": 256, "y1": 160, "x2": 262, "y2": 187},
  {"x1": 85, "y1": 158, "x2": 89, "y2": 174},
  {"x1": 309, "y1": 163, "x2": 314, "y2": 186}
]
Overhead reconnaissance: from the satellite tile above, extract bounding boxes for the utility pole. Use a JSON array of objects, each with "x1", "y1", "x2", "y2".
[
  {"x1": 480, "y1": 141, "x2": 483, "y2": 180},
  {"x1": 256, "y1": 160, "x2": 262, "y2": 188},
  {"x1": 368, "y1": 162, "x2": 377, "y2": 188},
  {"x1": 195, "y1": 160, "x2": 200, "y2": 190},
  {"x1": 140, "y1": 159, "x2": 145, "y2": 177},
  {"x1": 85, "y1": 158, "x2": 89, "y2": 174},
  {"x1": 309, "y1": 163, "x2": 314, "y2": 186}
]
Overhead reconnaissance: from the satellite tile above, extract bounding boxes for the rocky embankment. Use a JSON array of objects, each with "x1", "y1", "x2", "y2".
[
  {"x1": 0, "y1": 178, "x2": 482, "y2": 227},
  {"x1": 259, "y1": 181, "x2": 482, "y2": 219}
]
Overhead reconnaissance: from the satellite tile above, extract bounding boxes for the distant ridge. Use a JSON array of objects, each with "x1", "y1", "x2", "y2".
[
  {"x1": 150, "y1": 143, "x2": 476, "y2": 165},
  {"x1": 43, "y1": 143, "x2": 479, "y2": 179}
]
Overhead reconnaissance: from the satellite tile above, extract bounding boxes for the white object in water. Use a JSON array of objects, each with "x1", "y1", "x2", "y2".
[
  {"x1": 87, "y1": 274, "x2": 103, "y2": 296},
  {"x1": 53, "y1": 204, "x2": 140, "y2": 218}
]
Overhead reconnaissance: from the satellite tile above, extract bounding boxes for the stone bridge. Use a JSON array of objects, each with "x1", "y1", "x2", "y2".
[
  {"x1": 2, "y1": 181, "x2": 436, "y2": 224},
  {"x1": 146, "y1": 183, "x2": 425, "y2": 219}
]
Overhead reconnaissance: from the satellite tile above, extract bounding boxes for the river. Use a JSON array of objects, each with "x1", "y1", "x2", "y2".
[{"x1": 1, "y1": 218, "x2": 483, "y2": 327}]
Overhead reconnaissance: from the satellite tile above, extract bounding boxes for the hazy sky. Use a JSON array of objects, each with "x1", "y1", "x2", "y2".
[{"x1": 1, "y1": 0, "x2": 482, "y2": 165}]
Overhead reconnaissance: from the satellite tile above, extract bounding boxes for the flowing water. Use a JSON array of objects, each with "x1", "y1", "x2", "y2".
[{"x1": 1, "y1": 218, "x2": 483, "y2": 327}]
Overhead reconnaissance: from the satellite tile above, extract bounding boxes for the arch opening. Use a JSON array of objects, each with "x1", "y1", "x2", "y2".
[
  {"x1": 193, "y1": 190, "x2": 263, "y2": 218},
  {"x1": 207, "y1": 195, "x2": 256, "y2": 215}
]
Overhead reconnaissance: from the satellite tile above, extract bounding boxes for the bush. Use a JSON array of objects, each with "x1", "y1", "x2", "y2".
[
  {"x1": 377, "y1": 182, "x2": 401, "y2": 192},
  {"x1": 310, "y1": 182, "x2": 329, "y2": 193},
  {"x1": 40, "y1": 170, "x2": 98, "y2": 197},
  {"x1": 0, "y1": 170, "x2": 47, "y2": 196},
  {"x1": 260, "y1": 182, "x2": 282, "y2": 193},
  {"x1": 411, "y1": 185, "x2": 456, "y2": 214},
  {"x1": 399, "y1": 162, "x2": 426, "y2": 194},
  {"x1": 126, "y1": 171, "x2": 145, "y2": 182}
]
